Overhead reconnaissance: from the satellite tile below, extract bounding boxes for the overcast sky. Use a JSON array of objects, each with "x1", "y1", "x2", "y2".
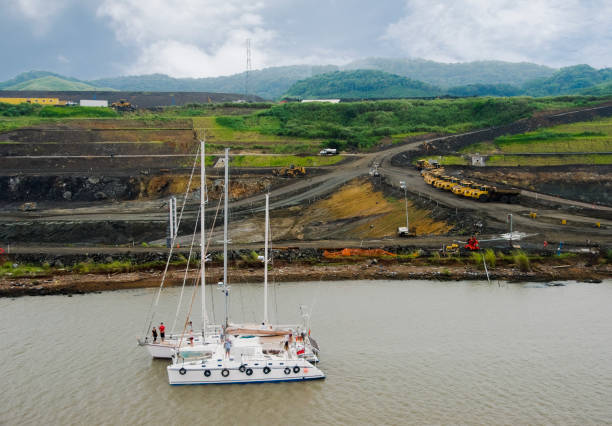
[{"x1": 1, "y1": 0, "x2": 611, "y2": 81}]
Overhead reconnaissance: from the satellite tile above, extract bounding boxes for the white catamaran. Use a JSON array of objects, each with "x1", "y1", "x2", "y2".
[
  {"x1": 166, "y1": 148, "x2": 324, "y2": 385},
  {"x1": 138, "y1": 138, "x2": 221, "y2": 358}
]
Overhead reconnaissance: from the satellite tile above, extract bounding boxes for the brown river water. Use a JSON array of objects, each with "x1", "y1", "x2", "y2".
[{"x1": 1, "y1": 280, "x2": 611, "y2": 425}]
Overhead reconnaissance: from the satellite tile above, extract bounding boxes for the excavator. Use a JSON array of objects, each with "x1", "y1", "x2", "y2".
[
  {"x1": 111, "y1": 99, "x2": 136, "y2": 112},
  {"x1": 273, "y1": 164, "x2": 306, "y2": 177}
]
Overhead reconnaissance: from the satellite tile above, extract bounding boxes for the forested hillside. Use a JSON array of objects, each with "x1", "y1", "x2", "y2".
[
  {"x1": 90, "y1": 66, "x2": 338, "y2": 100},
  {"x1": 284, "y1": 70, "x2": 441, "y2": 99},
  {"x1": 2, "y1": 60, "x2": 612, "y2": 100},
  {"x1": 342, "y1": 58, "x2": 556, "y2": 87},
  {"x1": 522, "y1": 65, "x2": 612, "y2": 96}
]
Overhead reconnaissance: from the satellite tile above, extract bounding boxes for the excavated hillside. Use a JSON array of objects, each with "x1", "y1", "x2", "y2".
[
  {"x1": 457, "y1": 166, "x2": 612, "y2": 206},
  {"x1": 195, "y1": 178, "x2": 454, "y2": 245}
]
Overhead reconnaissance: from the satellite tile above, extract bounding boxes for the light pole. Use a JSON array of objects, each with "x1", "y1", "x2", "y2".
[
  {"x1": 507, "y1": 213, "x2": 513, "y2": 247},
  {"x1": 400, "y1": 181, "x2": 409, "y2": 232}
]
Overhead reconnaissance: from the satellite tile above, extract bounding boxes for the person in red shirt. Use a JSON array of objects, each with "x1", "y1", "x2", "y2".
[{"x1": 159, "y1": 322, "x2": 166, "y2": 342}]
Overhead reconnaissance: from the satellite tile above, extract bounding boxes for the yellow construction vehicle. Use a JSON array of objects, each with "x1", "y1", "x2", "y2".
[
  {"x1": 415, "y1": 159, "x2": 441, "y2": 171},
  {"x1": 466, "y1": 184, "x2": 520, "y2": 203},
  {"x1": 433, "y1": 175, "x2": 451, "y2": 189},
  {"x1": 462, "y1": 182, "x2": 481, "y2": 198},
  {"x1": 439, "y1": 177, "x2": 459, "y2": 191},
  {"x1": 444, "y1": 243, "x2": 459, "y2": 254},
  {"x1": 111, "y1": 99, "x2": 135, "y2": 112},
  {"x1": 451, "y1": 180, "x2": 475, "y2": 197},
  {"x1": 273, "y1": 164, "x2": 306, "y2": 177},
  {"x1": 423, "y1": 171, "x2": 440, "y2": 185}
]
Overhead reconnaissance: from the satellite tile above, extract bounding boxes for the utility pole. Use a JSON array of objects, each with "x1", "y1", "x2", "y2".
[
  {"x1": 508, "y1": 213, "x2": 513, "y2": 247},
  {"x1": 167, "y1": 196, "x2": 175, "y2": 248},
  {"x1": 245, "y1": 38, "x2": 252, "y2": 100},
  {"x1": 400, "y1": 181, "x2": 409, "y2": 231}
]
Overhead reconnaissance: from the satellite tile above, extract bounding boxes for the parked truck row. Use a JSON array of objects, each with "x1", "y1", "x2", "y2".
[{"x1": 419, "y1": 162, "x2": 520, "y2": 203}]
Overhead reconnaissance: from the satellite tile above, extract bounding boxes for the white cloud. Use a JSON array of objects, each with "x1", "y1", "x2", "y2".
[
  {"x1": 11, "y1": 0, "x2": 70, "y2": 33},
  {"x1": 97, "y1": 0, "x2": 276, "y2": 77},
  {"x1": 384, "y1": 0, "x2": 612, "y2": 68}
]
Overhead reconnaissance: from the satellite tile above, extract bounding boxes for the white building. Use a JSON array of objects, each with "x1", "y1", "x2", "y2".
[
  {"x1": 301, "y1": 99, "x2": 341, "y2": 104},
  {"x1": 471, "y1": 154, "x2": 486, "y2": 167},
  {"x1": 80, "y1": 100, "x2": 108, "y2": 107}
]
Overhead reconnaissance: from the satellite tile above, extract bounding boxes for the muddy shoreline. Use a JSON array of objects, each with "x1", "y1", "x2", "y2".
[{"x1": 1, "y1": 262, "x2": 608, "y2": 297}]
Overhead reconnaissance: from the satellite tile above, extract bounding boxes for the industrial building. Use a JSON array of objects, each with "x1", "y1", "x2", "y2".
[{"x1": 0, "y1": 97, "x2": 60, "y2": 105}]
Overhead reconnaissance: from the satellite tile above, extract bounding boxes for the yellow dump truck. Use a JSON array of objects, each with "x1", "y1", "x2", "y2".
[
  {"x1": 451, "y1": 180, "x2": 475, "y2": 197},
  {"x1": 465, "y1": 184, "x2": 521, "y2": 203},
  {"x1": 415, "y1": 159, "x2": 441, "y2": 171},
  {"x1": 423, "y1": 171, "x2": 440, "y2": 185}
]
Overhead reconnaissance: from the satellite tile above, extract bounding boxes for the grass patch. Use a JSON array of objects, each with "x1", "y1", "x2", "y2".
[
  {"x1": 0, "y1": 116, "x2": 46, "y2": 132},
  {"x1": 512, "y1": 250, "x2": 531, "y2": 272},
  {"x1": 230, "y1": 155, "x2": 343, "y2": 167},
  {"x1": 390, "y1": 131, "x2": 429, "y2": 144},
  {"x1": 425, "y1": 155, "x2": 469, "y2": 166},
  {"x1": 556, "y1": 252, "x2": 577, "y2": 259},
  {"x1": 461, "y1": 116, "x2": 612, "y2": 155},
  {"x1": 484, "y1": 249, "x2": 496, "y2": 268},
  {"x1": 0, "y1": 262, "x2": 53, "y2": 278},
  {"x1": 485, "y1": 154, "x2": 612, "y2": 166},
  {"x1": 469, "y1": 250, "x2": 496, "y2": 269},
  {"x1": 37, "y1": 106, "x2": 118, "y2": 118},
  {"x1": 192, "y1": 116, "x2": 321, "y2": 154}
]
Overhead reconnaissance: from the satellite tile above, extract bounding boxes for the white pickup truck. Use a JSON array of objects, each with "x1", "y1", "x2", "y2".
[{"x1": 319, "y1": 148, "x2": 338, "y2": 156}]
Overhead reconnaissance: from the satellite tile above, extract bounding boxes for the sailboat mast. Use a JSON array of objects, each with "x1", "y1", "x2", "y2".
[
  {"x1": 200, "y1": 139, "x2": 206, "y2": 336},
  {"x1": 223, "y1": 148, "x2": 229, "y2": 327},
  {"x1": 264, "y1": 193, "x2": 269, "y2": 324}
]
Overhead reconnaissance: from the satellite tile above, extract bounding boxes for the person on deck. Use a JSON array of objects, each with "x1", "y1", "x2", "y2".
[
  {"x1": 151, "y1": 327, "x2": 158, "y2": 343},
  {"x1": 224, "y1": 338, "x2": 232, "y2": 358},
  {"x1": 159, "y1": 322, "x2": 166, "y2": 342}
]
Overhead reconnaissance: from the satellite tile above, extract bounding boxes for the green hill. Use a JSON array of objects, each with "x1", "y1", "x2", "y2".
[
  {"x1": 6, "y1": 75, "x2": 112, "y2": 91},
  {"x1": 3, "y1": 59, "x2": 612, "y2": 100},
  {"x1": 0, "y1": 71, "x2": 61, "y2": 89},
  {"x1": 284, "y1": 70, "x2": 441, "y2": 99},
  {"x1": 0, "y1": 71, "x2": 112, "y2": 91},
  {"x1": 446, "y1": 84, "x2": 523, "y2": 97},
  {"x1": 522, "y1": 65, "x2": 612, "y2": 96},
  {"x1": 342, "y1": 58, "x2": 556, "y2": 87},
  {"x1": 90, "y1": 66, "x2": 338, "y2": 100},
  {"x1": 580, "y1": 81, "x2": 612, "y2": 96}
]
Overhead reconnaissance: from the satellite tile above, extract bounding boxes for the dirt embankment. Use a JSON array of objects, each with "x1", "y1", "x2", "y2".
[
  {"x1": 1, "y1": 248, "x2": 608, "y2": 297},
  {"x1": 1, "y1": 261, "x2": 608, "y2": 298},
  {"x1": 0, "y1": 174, "x2": 275, "y2": 203},
  {"x1": 458, "y1": 166, "x2": 612, "y2": 207}
]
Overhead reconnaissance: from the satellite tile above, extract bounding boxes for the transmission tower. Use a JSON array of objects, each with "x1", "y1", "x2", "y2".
[{"x1": 245, "y1": 38, "x2": 252, "y2": 100}]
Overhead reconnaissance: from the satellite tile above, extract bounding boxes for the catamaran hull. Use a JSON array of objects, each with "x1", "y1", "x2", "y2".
[
  {"x1": 145, "y1": 343, "x2": 175, "y2": 359},
  {"x1": 167, "y1": 361, "x2": 324, "y2": 385},
  {"x1": 139, "y1": 334, "x2": 213, "y2": 358}
]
